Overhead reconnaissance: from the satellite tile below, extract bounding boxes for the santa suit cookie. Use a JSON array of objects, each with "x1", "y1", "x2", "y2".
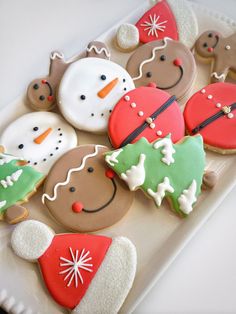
[
  {"x1": 184, "y1": 82, "x2": 236, "y2": 154},
  {"x1": 11, "y1": 220, "x2": 137, "y2": 314},
  {"x1": 108, "y1": 83, "x2": 185, "y2": 148}
]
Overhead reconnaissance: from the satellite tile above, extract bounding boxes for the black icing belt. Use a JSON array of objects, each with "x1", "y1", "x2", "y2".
[
  {"x1": 119, "y1": 95, "x2": 176, "y2": 148},
  {"x1": 192, "y1": 102, "x2": 236, "y2": 134}
]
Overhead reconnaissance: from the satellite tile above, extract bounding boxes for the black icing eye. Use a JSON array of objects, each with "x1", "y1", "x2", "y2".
[
  {"x1": 100, "y1": 75, "x2": 106, "y2": 80},
  {"x1": 203, "y1": 42, "x2": 208, "y2": 48},
  {"x1": 160, "y1": 55, "x2": 166, "y2": 61},
  {"x1": 18, "y1": 144, "x2": 24, "y2": 149},
  {"x1": 87, "y1": 167, "x2": 94, "y2": 173},
  {"x1": 33, "y1": 84, "x2": 39, "y2": 90},
  {"x1": 69, "y1": 187, "x2": 76, "y2": 192},
  {"x1": 123, "y1": 78, "x2": 126, "y2": 82},
  {"x1": 208, "y1": 33, "x2": 213, "y2": 38},
  {"x1": 33, "y1": 127, "x2": 39, "y2": 131},
  {"x1": 39, "y1": 95, "x2": 45, "y2": 101},
  {"x1": 80, "y1": 95, "x2": 86, "y2": 100},
  {"x1": 146, "y1": 72, "x2": 152, "y2": 78}
]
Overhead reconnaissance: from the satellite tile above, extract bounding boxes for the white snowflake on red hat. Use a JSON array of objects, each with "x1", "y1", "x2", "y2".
[{"x1": 141, "y1": 14, "x2": 167, "y2": 37}]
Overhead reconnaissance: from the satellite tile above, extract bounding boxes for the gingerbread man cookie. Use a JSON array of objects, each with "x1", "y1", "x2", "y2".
[
  {"x1": 42, "y1": 145, "x2": 134, "y2": 232},
  {"x1": 11, "y1": 220, "x2": 137, "y2": 314},
  {"x1": 58, "y1": 41, "x2": 135, "y2": 133},
  {"x1": 108, "y1": 83, "x2": 185, "y2": 148},
  {"x1": 195, "y1": 30, "x2": 236, "y2": 83},
  {"x1": 0, "y1": 147, "x2": 44, "y2": 224},
  {"x1": 126, "y1": 38, "x2": 196, "y2": 100}
]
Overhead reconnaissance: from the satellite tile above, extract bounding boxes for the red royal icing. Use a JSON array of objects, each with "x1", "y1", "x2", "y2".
[
  {"x1": 72, "y1": 201, "x2": 83, "y2": 213},
  {"x1": 38, "y1": 233, "x2": 112, "y2": 309},
  {"x1": 108, "y1": 85, "x2": 185, "y2": 148},
  {"x1": 135, "y1": 0, "x2": 179, "y2": 44},
  {"x1": 184, "y1": 82, "x2": 236, "y2": 150}
]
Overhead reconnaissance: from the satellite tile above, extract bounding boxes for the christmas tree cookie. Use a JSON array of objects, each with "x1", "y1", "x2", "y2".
[
  {"x1": 0, "y1": 146, "x2": 44, "y2": 224},
  {"x1": 11, "y1": 220, "x2": 137, "y2": 313},
  {"x1": 105, "y1": 135, "x2": 206, "y2": 216}
]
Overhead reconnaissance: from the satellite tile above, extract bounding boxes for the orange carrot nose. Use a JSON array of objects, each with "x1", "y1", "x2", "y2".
[
  {"x1": 97, "y1": 78, "x2": 119, "y2": 99},
  {"x1": 34, "y1": 128, "x2": 52, "y2": 144}
]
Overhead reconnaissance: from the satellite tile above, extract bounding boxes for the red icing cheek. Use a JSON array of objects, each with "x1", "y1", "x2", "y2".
[
  {"x1": 42, "y1": 79, "x2": 47, "y2": 84},
  {"x1": 47, "y1": 95, "x2": 54, "y2": 101},
  {"x1": 72, "y1": 202, "x2": 83, "y2": 213},
  {"x1": 173, "y1": 58, "x2": 182, "y2": 67},
  {"x1": 105, "y1": 169, "x2": 116, "y2": 179},
  {"x1": 147, "y1": 82, "x2": 157, "y2": 88},
  {"x1": 208, "y1": 47, "x2": 213, "y2": 52}
]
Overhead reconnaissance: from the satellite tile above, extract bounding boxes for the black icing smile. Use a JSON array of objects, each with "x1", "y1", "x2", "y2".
[
  {"x1": 82, "y1": 178, "x2": 117, "y2": 213},
  {"x1": 157, "y1": 66, "x2": 184, "y2": 90},
  {"x1": 212, "y1": 35, "x2": 219, "y2": 49}
]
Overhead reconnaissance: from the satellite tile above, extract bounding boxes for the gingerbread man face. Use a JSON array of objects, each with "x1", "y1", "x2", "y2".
[
  {"x1": 195, "y1": 30, "x2": 236, "y2": 82},
  {"x1": 126, "y1": 38, "x2": 196, "y2": 100},
  {"x1": 42, "y1": 145, "x2": 133, "y2": 232}
]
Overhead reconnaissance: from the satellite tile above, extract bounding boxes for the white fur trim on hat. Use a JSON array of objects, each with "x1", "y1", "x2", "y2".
[
  {"x1": 72, "y1": 236, "x2": 137, "y2": 314},
  {"x1": 11, "y1": 220, "x2": 54, "y2": 262}
]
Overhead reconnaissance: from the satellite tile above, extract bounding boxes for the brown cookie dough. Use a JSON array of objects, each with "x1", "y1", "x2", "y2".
[
  {"x1": 126, "y1": 37, "x2": 196, "y2": 100},
  {"x1": 42, "y1": 145, "x2": 134, "y2": 232},
  {"x1": 195, "y1": 31, "x2": 236, "y2": 83},
  {"x1": 4, "y1": 204, "x2": 29, "y2": 224},
  {"x1": 86, "y1": 41, "x2": 110, "y2": 59}
]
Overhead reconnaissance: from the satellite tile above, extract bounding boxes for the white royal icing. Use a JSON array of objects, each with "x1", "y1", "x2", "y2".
[
  {"x1": 59, "y1": 247, "x2": 93, "y2": 288},
  {"x1": 147, "y1": 177, "x2": 174, "y2": 206},
  {"x1": 42, "y1": 145, "x2": 105, "y2": 203},
  {"x1": 141, "y1": 14, "x2": 167, "y2": 37},
  {"x1": 121, "y1": 154, "x2": 146, "y2": 191},
  {"x1": 153, "y1": 137, "x2": 176, "y2": 166},
  {"x1": 211, "y1": 72, "x2": 226, "y2": 80},
  {"x1": 116, "y1": 23, "x2": 139, "y2": 50},
  {"x1": 0, "y1": 200, "x2": 6, "y2": 209},
  {"x1": 0, "y1": 112, "x2": 77, "y2": 175},
  {"x1": 86, "y1": 45, "x2": 111, "y2": 59},
  {"x1": 50, "y1": 51, "x2": 64, "y2": 60},
  {"x1": 105, "y1": 149, "x2": 123, "y2": 167},
  {"x1": 0, "y1": 170, "x2": 23, "y2": 189},
  {"x1": 132, "y1": 37, "x2": 171, "y2": 81},
  {"x1": 0, "y1": 153, "x2": 21, "y2": 166},
  {"x1": 58, "y1": 57, "x2": 135, "y2": 133},
  {"x1": 178, "y1": 179, "x2": 197, "y2": 214}
]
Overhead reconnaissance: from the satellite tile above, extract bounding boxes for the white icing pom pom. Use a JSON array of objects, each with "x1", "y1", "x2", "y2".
[
  {"x1": 11, "y1": 220, "x2": 54, "y2": 262},
  {"x1": 116, "y1": 23, "x2": 139, "y2": 51}
]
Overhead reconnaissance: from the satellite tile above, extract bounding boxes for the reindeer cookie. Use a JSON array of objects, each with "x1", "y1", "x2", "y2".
[
  {"x1": 58, "y1": 41, "x2": 135, "y2": 133},
  {"x1": 195, "y1": 30, "x2": 236, "y2": 83}
]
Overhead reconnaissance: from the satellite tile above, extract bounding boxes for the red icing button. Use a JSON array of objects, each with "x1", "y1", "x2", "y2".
[
  {"x1": 208, "y1": 47, "x2": 213, "y2": 52},
  {"x1": 105, "y1": 169, "x2": 116, "y2": 179},
  {"x1": 47, "y1": 95, "x2": 54, "y2": 101},
  {"x1": 147, "y1": 82, "x2": 157, "y2": 88},
  {"x1": 42, "y1": 79, "x2": 47, "y2": 84},
  {"x1": 72, "y1": 202, "x2": 83, "y2": 213},
  {"x1": 173, "y1": 58, "x2": 182, "y2": 67}
]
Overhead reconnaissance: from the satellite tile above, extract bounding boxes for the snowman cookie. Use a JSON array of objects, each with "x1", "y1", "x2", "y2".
[
  {"x1": 105, "y1": 135, "x2": 206, "y2": 216},
  {"x1": 194, "y1": 31, "x2": 236, "y2": 83},
  {"x1": 135, "y1": 0, "x2": 198, "y2": 47},
  {"x1": 0, "y1": 112, "x2": 77, "y2": 175},
  {"x1": 184, "y1": 83, "x2": 236, "y2": 154},
  {"x1": 11, "y1": 220, "x2": 137, "y2": 313},
  {"x1": 108, "y1": 83, "x2": 185, "y2": 148},
  {"x1": 126, "y1": 38, "x2": 196, "y2": 101},
  {"x1": 58, "y1": 41, "x2": 135, "y2": 133},
  {"x1": 0, "y1": 147, "x2": 44, "y2": 224},
  {"x1": 42, "y1": 145, "x2": 134, "y2": 232}
]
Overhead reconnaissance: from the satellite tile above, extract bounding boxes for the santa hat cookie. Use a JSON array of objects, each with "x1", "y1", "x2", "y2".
[
  {"x1": 108, "y1": 84, "x2": 185, "y2": 148},
  {"x1": 11, "y1": 220, "x2": 137, "y2": 313},
  {"x1": 184, "y1": 82, "x2": 236, "y2": 154},
  {"x1": 135, "y1": 0, "x2": 198, "y2": 48}
]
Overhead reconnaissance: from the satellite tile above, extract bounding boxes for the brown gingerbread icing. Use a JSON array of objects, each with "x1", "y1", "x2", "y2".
[
  {"x1": 42, "y1": 145, "x2": 133, "y2": 232},
  {"x1": 86, "y1": 41, "x2": 111, "y2": 60},
  {"x1": 126, "y1": 38, "x2": 196, "y2": 100},
  {"x1": 202, "y1": 171, "x2": 217, "y2": 190},
  {"x1": 195, "y1": 31, "x2": 236, "y2": 83},
  {"x1": 5, "y1": 204, "x2": 29, "y2": 224}
]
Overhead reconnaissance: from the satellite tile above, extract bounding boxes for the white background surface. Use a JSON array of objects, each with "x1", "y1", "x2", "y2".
[{"x1": 0, "y1": 0, "x2": 236, "y2": 313}]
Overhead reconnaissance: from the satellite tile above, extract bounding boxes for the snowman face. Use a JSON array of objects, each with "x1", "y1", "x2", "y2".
[
  {"x1": 0, "y1": 112, "x2": 77, "y2": 175},
  {"x1": 58, "y1": 57, "x2": 135, "y2": 133}
]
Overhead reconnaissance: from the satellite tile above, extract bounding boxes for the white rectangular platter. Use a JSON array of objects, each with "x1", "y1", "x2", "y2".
[{"x1": 1, "y1": 1, "x2": 236, "y2": 313}]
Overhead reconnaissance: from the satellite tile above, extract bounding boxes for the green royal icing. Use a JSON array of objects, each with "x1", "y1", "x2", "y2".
[
  {"x1": 105, "y1": 135, "x2": 205, "y2": 216},
  {"x1": 0, "y1": 153, "x2": 44, "y2": 214}
]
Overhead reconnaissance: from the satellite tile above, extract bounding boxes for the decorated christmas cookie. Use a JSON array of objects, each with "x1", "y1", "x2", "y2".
[
  {"x1": 184, "y1": 83, "x2": 236, "y2": 154},
  {"x1": 194, "y1": 31, "x2": 236, "y2": 83},
  {"x1": 58, "y1": 41, "x2": 135, "y2": 133},
  {"x1": 42, "y1": 145, "x2": 133, "y2": 232},
  {"x1": 0, "y1": 147, "x2": 44, "y2": 224},
  {"x1": 115, "y1": 23, "x2": 139, "y2": 52},
  {"x1": 126, "y1": 38, "x2": 196, "y2": 100},
  {"x1": 108, "y1": 84, "x2": 185, "y2": 148},
  {"x1": 0, "y1": 112, "x2": 77, "y2": 175},
  {"x1": 11, "y1": 220, "x2": 137, "y2": 313},
  {"x1": 86, "y1": 41, "x2": 111, "y2": 59},
  {"x1": 105, "y1": 135, "x2": 205, "y2": 216},
  {"x1": 27, "y1": 51, "x2": 80, "y2": 111},
  {"x1": 135, "y1": 0, "x2": 198, "y2": 47}
]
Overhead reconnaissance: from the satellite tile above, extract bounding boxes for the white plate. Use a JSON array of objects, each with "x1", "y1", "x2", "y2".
[{"x1": 1, "y1": 2, "x2": 236, "y2": 314}]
